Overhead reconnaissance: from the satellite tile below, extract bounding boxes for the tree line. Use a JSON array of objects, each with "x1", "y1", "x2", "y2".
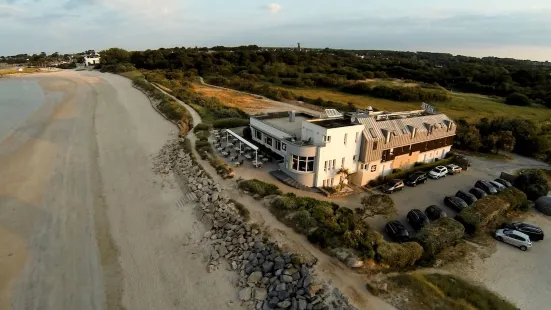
[{"x1": 96, "y1": 46, "x2": 551, "y2": 108}]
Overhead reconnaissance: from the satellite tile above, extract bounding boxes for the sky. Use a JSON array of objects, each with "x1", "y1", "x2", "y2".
[{"x1": 1, "y1": 0, "x2": 551, "y2": 61}]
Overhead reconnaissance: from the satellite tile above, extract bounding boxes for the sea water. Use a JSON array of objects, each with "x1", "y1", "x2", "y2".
[{"x1": 0, "y1": 78, "x2": 44, "y2": 142}]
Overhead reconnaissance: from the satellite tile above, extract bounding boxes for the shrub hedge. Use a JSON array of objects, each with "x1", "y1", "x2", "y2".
[
  {"x1": 212, "y1": 118, "x2": 250, "y2": 129},
  {"x1": 376, "y1": 241, "x2": 424, "y2": 268},
  {"x1": 455, "y1": 187, "x2": 527, "y2": 234},
  {"x1": 415, "y1": 217, "x2": 465, "y2": 259},
  {"x1": 238, "y1": 179, "x2": 282, "y2": 197},
  {"x1": 230, "y1": 199, "x2": 250, "y2": 221},
  {"x1": 194, "y1": 123, "x2": 211, "y2": 132},
  {"x1": 368, "y1": 156, "x2": 456, "y2": 187}
]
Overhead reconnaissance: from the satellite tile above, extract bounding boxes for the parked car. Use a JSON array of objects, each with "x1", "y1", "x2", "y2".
[
  {"x1": 494, "y1": 178, "x2": 513, "y2": 188},
  {"x1": 444, "y1": 196, "x2": 469, "y2": 211},
  {"x1": 425, "y1": 205, "x2": 447, "y2": 221},
  {"x1": 469, "y1": 187, "x2": 488, "y2": 199},
  {"x1": 446, "y1": 164, "x2": 462, "y2": 175},
  {"x1": 489, "y1": 180, "x2": 506, "y2": 192},
  {"x1": 428, "y1": 166, "x2": 448, "y2": 179},
  {"x1": 501, "y1": 222, "x2": 544, "y2": 241},
  {"x1": 495, "y1": 229, "x2": 532, "y2": 251},
  {"x1": 404, "y1": 172, "x2": 428, "y2": 187},
  {"x1": 455, "y1": 190, "x2": 477, "y2": 205},
  {"x1": 381, "y1": 179, "x2": 405, "y2": 194},
  {"x1": 385, "y1": 220, "x2": 410, "y2": 242},
  {"x1": 407, "y1": 209, "x2": 430, "y2": 231},
  {"x1": 475, "y1": 180, "x2": 498, "y2": 194},
  {"x1": 455, "y1": 155, "x2": 471, "y2": 170}
]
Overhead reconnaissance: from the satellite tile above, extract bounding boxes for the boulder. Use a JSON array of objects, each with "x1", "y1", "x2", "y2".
[
  {"x1": 253, "y1": 288, "x2": 267, "y2": 301},
  {"x1": 277, "y1": 300, "x2": 292, "y2": 308},
  {"x1": 248, "y1": 271, "x2": 263, "y2": 284},
  {"x1": 239, "y1": 287, "x2": 252, "y2": 301},
  {"x1": 281, "y1": 275, "x2": 293, "y2": 283}
]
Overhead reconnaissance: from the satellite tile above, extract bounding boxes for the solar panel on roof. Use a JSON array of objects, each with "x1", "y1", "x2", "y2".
[{"x1": 325, "y1": 109, "x2": 342, "y2": 118}]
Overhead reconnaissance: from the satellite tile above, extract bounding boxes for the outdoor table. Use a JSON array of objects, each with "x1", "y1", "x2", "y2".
[
  {"x1": 234, "y1": 162, "x2": 241, "y2": 167},
  {"x1": 221, "y1": 151, "x2": 229, "y2": 157},
  {"x1": 262, "y1": 158, "x2": 269, "y2": 163},
  {"x1": 245, "y1": 155, "x2": 252, "y2": 160},
  {"x1": 252, "y1": 161, "x2": 263, "y2": 168},
  {"x1": 217, "y1": 147, "x2": 224, "y2": 151},
  {"x1": 227, "y1": 143, "x2": 234, "y2": 147}
]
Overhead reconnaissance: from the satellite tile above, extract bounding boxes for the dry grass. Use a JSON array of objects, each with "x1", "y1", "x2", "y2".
[
  {"x1": 0, "y1": 67, "x2": 42, "y2": 77},
  {"x1": 192, "y1": 83, "x2": 289, "y2": 114},
  {"x1": 385, "y1": 272, "x2": 518, "y2": 310},
  {"x1": 119, "y1": 70, "x2": 143, "y2": 79},
  {"x1": 275, "y1": 84, "x2": 551, "y2": 122}
]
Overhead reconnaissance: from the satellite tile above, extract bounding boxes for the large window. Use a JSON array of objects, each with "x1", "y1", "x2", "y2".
[
  {"x1": 291, "y1": 155, "x2": 316, "y2": 172},
  {"x1": 276, "y1": 140, "x2": 281, "y2": 151},
  {"x1": 255, "y1": 129, "x2": 262, "y2": 140}
]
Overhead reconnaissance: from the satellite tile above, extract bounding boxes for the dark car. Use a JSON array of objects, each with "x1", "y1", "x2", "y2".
[
  {"x1": 475, "y1": 180, "x2": 498, "y2": 195},
  {"x1": 489, "y1": 180, "x2": 506, "y2": 192},
  {"x1": 381, "y1": 179, "x2": 405, "y2": 194},
  {"x1": 425, "y1": 205, "x2": 447, "y2": 221},
  {"x1": 494, "y1": 178, "x2": 513, "y2": 188},
  {"x1": 404, "y1": 172, "x2": 428, "y2": 187},
  {"x1": 469, "y1": 187, "x2": 488, "y2": 199},
  {"x1": 502, "y1": 222, "x2": 544, "y2": 241},
  {"x1": 444, "y1": 196, "x2": 469, "y2": 211},
  {"x1": 407, "y1": 209, "x2": 430, "y2": 231},
  {"x1": 455, "y1": 190, "x2": 478, "y2": 205},
  {"x1": 385, "y1": 220, "x2": 410, "y2": 242}
]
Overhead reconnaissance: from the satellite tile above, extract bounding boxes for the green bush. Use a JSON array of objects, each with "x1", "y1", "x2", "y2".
[
  {"x1": 455, "y1": 195, "x2": 510, "y2": 234},
  {"x1": 415, "y1": 217, "x2": 465, "y2": 259},
  {"x1": 212, "y1": 118, "x2": 250, "y2": 129},
  {"x1": 195, "y1": 130, "x2": 210, "y2": 141},
  {"x1": 292, "y1": 210, "x2": 318, "y2": 232},
  {"x1": 514, "y1": 170, "x2": 550, "y2": 201},
  {"x1": 238, "y1": 179, "x2": 282, "y2": 197},
  {"x1": 376, "y1": 241, "x2": 424, "y2": 268},
  {"x1": 496, "y1": 187, "x2": 528, "y2": 210},
  {"x1": 194, "y1": 123, "x2": 211, "y2": 132}
]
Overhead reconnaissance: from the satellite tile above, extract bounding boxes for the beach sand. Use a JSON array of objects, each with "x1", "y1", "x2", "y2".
[{"x1": 0, "y1": 70, "x2": 241, "y2": 310}]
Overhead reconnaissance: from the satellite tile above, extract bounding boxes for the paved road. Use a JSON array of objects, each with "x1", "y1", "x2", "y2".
[{"x1": 0, "y1": 71, "x2": 240, "y2": 310}]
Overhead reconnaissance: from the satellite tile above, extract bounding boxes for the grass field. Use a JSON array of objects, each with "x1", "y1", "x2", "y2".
[
  {"x1": 275, "y1": 84, "x2": 551, "y2": 123},
  {"x1": 119, "y1": 70, "x2": 143, "y2": 79},
  {"x1": 382, "y1": 273, "x2": 518, "y2": 310},
  {"x1": 0, "y1": 67, "x2": 42, "y2": 77}
]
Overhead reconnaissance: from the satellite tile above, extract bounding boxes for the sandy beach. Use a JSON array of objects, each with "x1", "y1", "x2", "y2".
[{"x1": 0, "y1": 70, "x2": 241, "y2": 310}]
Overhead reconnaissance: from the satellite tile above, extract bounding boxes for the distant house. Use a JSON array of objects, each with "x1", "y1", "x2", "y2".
[{"x1": 84, "y1": 55, "x2": 100, "y2": 67}]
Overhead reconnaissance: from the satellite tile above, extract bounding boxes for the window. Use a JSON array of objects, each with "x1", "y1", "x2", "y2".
[
  {"x1": 282, "y1": 143, "x2": 286, "y2": 151},
  {"x1": 325, "y1": 136, "x2": 331, "y2": 143},
  {"x1": 371, "y1": 165, "x2": 377, "y2": 172},
  {"x1": 373, "y1": 141, "x2": 378, "y2": 150},
  {"x1": 265, "y1": 136, "x2": 273, "y2": 147},
  {"x1": 275, "y1": 140, "x2": 281, "y2": 151},
  {"x1": 322, "y1": 135, "x2": 326, "y2": 142},
  {"x1": 344, "y1": 133, "x2": 348, "y2": 145},
  {"x1": 332, "y1": 159, "x2": 336, "y2": 169},
  {"x1": 291, "y1": 154, "x2": 316, "y2": 172},
  {"x1": 323, "y1": 180, "x2": 326, "y2": 187},
  {"x1": 353, "y1": 155, "x2": 357, "y2": 161},
  {"x1": 341, "y1": 157, "x2": 345, "y2": 167},
  {"x1": 255, "y1": 129, "x2": 262, "y2": 140},
  {"x1": 324, "y1": 160, "x2": 328, "y2": 171},
  {"x1": 355, "y1": 132, "x2": 359, "y2": 143}
]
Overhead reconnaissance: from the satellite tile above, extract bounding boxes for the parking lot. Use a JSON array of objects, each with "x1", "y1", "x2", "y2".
[{"x1": 371, "y1": 152, "x2": 551, "y2": 234}]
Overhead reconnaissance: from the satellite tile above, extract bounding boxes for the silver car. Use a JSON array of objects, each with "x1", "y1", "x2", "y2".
[{"x1": 495, "y1": 229, "x2": 532, "y2": 251}]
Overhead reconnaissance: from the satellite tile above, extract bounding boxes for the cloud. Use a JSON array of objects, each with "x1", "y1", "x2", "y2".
[{"x1": 267, "y1": 3, "x2": 281, "y2": 14}]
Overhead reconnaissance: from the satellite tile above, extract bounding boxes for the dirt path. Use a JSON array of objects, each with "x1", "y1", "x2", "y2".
[{"x1": 0, "y1": 71, "x2": 242, "y2": 310}]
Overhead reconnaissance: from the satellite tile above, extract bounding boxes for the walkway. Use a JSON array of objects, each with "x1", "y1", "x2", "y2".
[{"x1": 148, "y1": 79, "x2": 394, "y2": 310}]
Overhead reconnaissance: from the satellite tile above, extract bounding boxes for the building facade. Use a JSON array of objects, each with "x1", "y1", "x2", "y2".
[
  {"x1": 249, "y1": 108, "x2": 456, "y2": 188},
  {"x1": 84, "y1": 55, "x2": 100, "y2": 67}
]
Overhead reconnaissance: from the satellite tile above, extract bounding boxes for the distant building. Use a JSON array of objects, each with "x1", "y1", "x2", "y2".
[
  {"x1": 249, "y1": 106, "x2": 456, "y2": 188},
  {"x1": 84, "y1": 55, "x2": 100, "y2": 67}
]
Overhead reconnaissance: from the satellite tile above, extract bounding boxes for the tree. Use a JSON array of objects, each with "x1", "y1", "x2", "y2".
[
  {"x1": 455, "y1": 125, "x2": 482, "y2": 151},
  {"x1": 514, "y1": 171, "x2": 550, "y2": 201},
  {"x1": 505, "y1": 92, "x2": 532, "y2": 106},
  {"x1": 100, "y1": 48, "x2": 130, "y2": 65},
  {"x1": 356, "y1": 194, "x2": 396, "y2": 219},
  {"x1": 336, "y1": 168, "x2": 351, "y2": 190},
  {"x1": 483, "y1": 133, "x2": 500, "y2": 153},
  {"x1": 496, "y1": 130, "x2": 516, "y2": 153}
]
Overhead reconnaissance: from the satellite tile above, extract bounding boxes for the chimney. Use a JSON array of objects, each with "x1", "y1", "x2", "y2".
[
  {"x1": 385, "y1": 130, "x2": 391, "y2": 143},
  {"x1": 289, "y1": 111, "x2": 296, "y2": 122}
]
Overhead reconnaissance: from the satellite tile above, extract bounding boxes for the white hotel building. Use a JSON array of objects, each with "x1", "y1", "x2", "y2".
[{"x1": 249, "y1": 108, "x2": 456, "y2": 188}]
